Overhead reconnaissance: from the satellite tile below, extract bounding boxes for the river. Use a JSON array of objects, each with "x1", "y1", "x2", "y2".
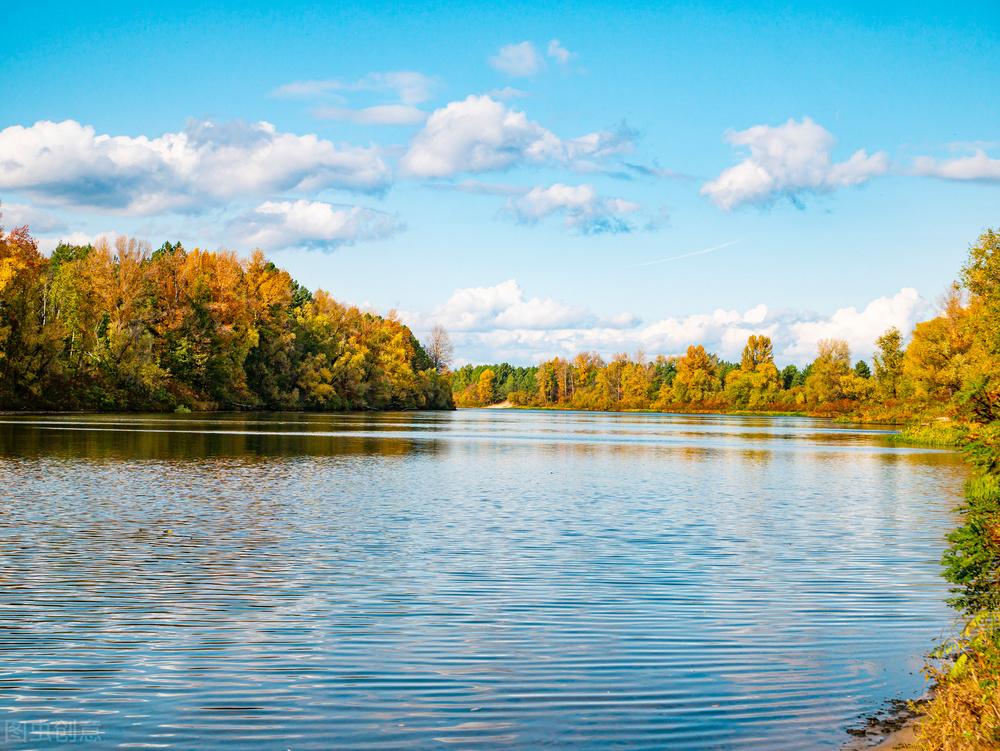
[{"x1": 0, "y1": 410, "x2": 965, "y2": 749}]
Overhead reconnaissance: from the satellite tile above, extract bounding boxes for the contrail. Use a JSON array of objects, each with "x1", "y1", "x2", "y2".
[{"x1": 632, "y1": 239, "x2": 742, "y2": 267}]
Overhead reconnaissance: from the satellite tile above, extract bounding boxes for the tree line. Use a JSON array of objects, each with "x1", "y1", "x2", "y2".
[
  {"x1": 0, "y1": 226, "x2": 453, "y2": 411},
  {"x1": 452, "y1": 271, "x2": 985, "y2": 421},
  {"x1": 2, "y1": 218, "x2": 995, "y2": 426}
]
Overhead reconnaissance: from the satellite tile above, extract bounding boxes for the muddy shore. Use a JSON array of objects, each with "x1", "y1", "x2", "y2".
[{"x1": 844, "y1": 699, "x2": 923, "y2": 750}]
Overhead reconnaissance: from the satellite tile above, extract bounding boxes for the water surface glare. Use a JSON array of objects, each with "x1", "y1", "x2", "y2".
[{"x1": 0, "y1": 410, "x2": 966, "y2": 749}]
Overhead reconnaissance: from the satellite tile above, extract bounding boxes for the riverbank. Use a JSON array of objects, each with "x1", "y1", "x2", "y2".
[
  {"x1": 844, "y1": 698, "x2": 923, "y2": 750},
  {"x1": 868, "y1": 724, "x2": 916, "y2": 750},
  {"x1": 462, "y1": 398, "x2": 939, "y2": 422},
  {"x1": 484, "y1": 400, "x2": 514, "y2": 409},
  {"x1": 463, "y1": 403, "x2": 823, "y2": 418},
  {"x1": 0, "y1": 407, "x2": 457, "y2": 416},
  {"x1": 889, "y1": 424, "x2": 1000, "y2": 750}
]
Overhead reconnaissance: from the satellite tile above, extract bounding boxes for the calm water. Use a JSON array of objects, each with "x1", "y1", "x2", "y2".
[{"x1": 0, "y1": 410, "x2": 966, "y2": 750}]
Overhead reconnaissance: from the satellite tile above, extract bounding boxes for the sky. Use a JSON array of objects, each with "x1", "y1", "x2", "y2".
[{"x1": 2, "y1": 0, "x2": 998, "y2": 365}]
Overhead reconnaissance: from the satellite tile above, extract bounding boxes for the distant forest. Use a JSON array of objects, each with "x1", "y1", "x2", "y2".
[
  {"x1": 453, "y1": 230, "x2": 1000, "y2": 422},
  {"x1": 4, "y1": 221, "x2": 997, "y2": 425},
  {"x1": 0, "y1": 226, "x2": 452, "y2": 411},
  {"x1": 452, "y1": 337, "x2": 886, "y2": 415}
]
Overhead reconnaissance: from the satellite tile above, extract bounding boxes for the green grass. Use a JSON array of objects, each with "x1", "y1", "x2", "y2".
[{"x1": 888, "y1": 421, "x2": 967, "y2": 448}]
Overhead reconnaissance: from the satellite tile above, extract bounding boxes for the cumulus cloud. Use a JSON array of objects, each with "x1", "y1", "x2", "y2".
[
  {"x1": 912, "y1": 149, "x2": 1000, "y2": 182},
  {"x1": 313, "y1": 104, "x2": 427, "y2": 125},
  {"x1": 420, "y1": 279, "x2": 591, "y2": 331},
  {"x1": 233, "y1": 199, "x2": 404, "y2": 251},
  {"x1": 406, "y1": 281, "x2": 929, "y2": 365},
  {"x1": 31, "y1": 230, "x2": 122, "y2": 255},
  {"x1": 701, "y1": 117, "x2": 888, "y2": 210},
  {"x1": 399, "y1": 95, "x2": 635, "y2": 178},
  {"x1": 783, "y1": 287, "x2": 929, "y2": 361},
  {"x1": 547, "y1": 39, "x2": 574, "y2": 65},
  {"x1": 489, "y1": 42, "x2": 544, "y2": 77},
  {"x1": 505, "y1": 183, "x2": 640, "y2": 234},
  {"x1": 0, "y1": 202, "x2": 67, "y2": 233},
  {"x1": 0, "y1": 119, "x2": 391, "y2": 214},
  {"x1": 565, "y1": 123, "x2": 638, "y2": 162},
  {"x1": 488, "y1": 40, "x2": 574, "y2": 77},
  {"x1": 272, "y1": 71, "x2": 436, "y2": 104}
]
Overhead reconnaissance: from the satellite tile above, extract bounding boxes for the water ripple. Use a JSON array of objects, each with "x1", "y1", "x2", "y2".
[{"x1": 0, "y1": 411, "x2": 965, "y2": 749}]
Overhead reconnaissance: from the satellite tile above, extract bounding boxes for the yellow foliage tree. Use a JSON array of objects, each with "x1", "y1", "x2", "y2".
[
  {"x1": 477, "y1": 368, "x2": 496, "y2": 405},
  {"x1": 804, "y1": 339, "x2": 851, "y2": 404},
  {"x1": 903, "y1": 287, "x2": 973, "y2": 402},
  {"x1": 726, "y1": 335, "x2": 781, "y2": 408},
  {"x1": 620, "y1": 360, "x2": 652, "y2": 410},
  {"x1": 672, "y1": 345, "x2": 720, "y2": 404}
]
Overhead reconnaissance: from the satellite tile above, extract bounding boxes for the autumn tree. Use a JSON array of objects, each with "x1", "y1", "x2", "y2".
[
  {"x1": 572, "y1": 352, "x2": 602, "y2": 391},
  {"x1": 962, "y1": 229, "x2": 1000, "y2": 347},
  {"x1": 477, "y1": 368, "x2": 496, "y2": 405},
  {"x1": 873, "y1": 327, "x2": 904, "y2": 398},
  {"x1": 804, "y1": 339, "x2": 852, "y2": 404},
  {"x1": 536, "y1": 359, "x2": 560, "y2": 405},
  {"x1": 620, "y1": 359, "x2": 652, "y2": 409},
  {"x1": 0, "y1": 226, "x2": 59, "y2": 406},
  {"x1": 726, "y1": 335, "x2": 781, "y2": 408},
  {"x1": 0, "y1": 226, "x2": 453, "y2": 413},
  {"x1": 903, "y1": 286, "x2": 973, "y2": 403},
  {"x1": 959, "y1": 229, "x2": 1000, "y2": 421},
  {"x1": 596, "y1": 354, "x2": 628, "y2": 408},
  {"x1": 243, "y1": 250, "x2": 298, "y2": 408},
  {"x1": 424, "y1": 324, "x2": 454, "y2": 374},
  {"x1": 672, "y1": 345, "x2": 721, "y2": 404},
  {"x1": 569, "y1": 352, "x2": 604, "y2": 409},
  {"x1": 741, "y1": 335, "x2": 773, "y2": 370}
]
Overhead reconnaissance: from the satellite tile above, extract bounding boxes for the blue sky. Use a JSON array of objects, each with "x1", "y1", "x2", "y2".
[{"x1": 2, "y1": 1, "x2": 998, "y2": 364}]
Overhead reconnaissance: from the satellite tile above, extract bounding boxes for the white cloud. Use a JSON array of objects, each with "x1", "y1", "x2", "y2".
[
  {"x1": 505, "y1": 183, "x2": 640, "y2": 234},
  {"x1": 913, "y1": 149, "x2": 1000, "y2": 181},
  {"x1": 272, "y1": 71, "x2": 436, "y2": 104},
  {"x1": 399, "y1": 96, "x2": 555, "y2": 177},
  {"x1": 489, "y1": 42, "x2": 544, "y2": 77},
  {"x1": 547, "y1": 39, "x2": 574, "y2": 65},
  {"x1": 399, "y1": 95, "x2": 635, "y2": 178},
  {"x1": 419, "y1": 279, "x2": 591, "y2": 331},
  {"x1": 0, "y1": 202, "x2": 67, "y2": 232},
  {"x1": 313, "y1": 104, "x2": 427, "y2": 125},
  {"x1": 233, "y1": 199, "x2": 403, "y2": 252},
  {"x1": 32, "y1": 230, "x2": 122, "y2": 255},
  {"x1": 783, "y1": 287, "x2": 929, "y2": 361},
  {"x1": 0, "y1": 119, "x2": 391, "y2": 214},
  {"x1": 564, "y1": 127, "x2": 632, "y2": 161},
  {"x1": 495, "y1": 296, "x2": 588, "y2": 329},
  {"x1": 600, "y1": 312, "x2": 642, "y2": 329},
  {"x1": 405, "y1": 281, "x2": 930, "y2": 366},
  {"x1": 701, "y1": 117, "x2": 888, "y2": 210}
]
